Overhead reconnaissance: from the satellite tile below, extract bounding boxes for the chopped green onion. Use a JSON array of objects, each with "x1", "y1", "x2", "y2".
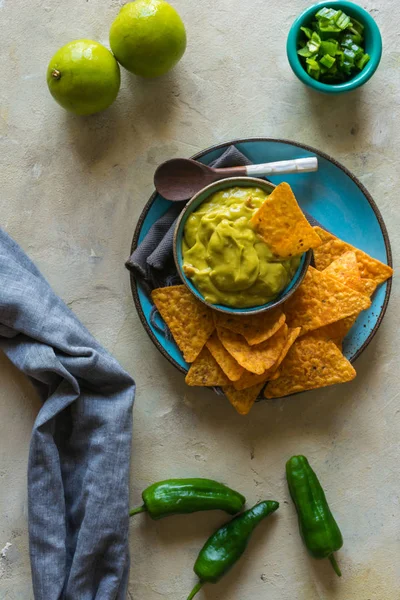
[
  {"x1": 297, "y1": 46, "x2": 314, "y2": 57},
  {"x1": 320, "y1": 54, "x2": 336, "y2": 69},
  {"x1": 336, "y1": 50, "x2": 345, "y2": 67},
  {"x1": 343, "y1": 47, "x2": 357, "y2": 62},
  {"x1": 326, "y1": 63, "x2": 338, "y2": 75},
  {"x1": 350, "y1": 32, "x2": 363, "y2": 45},
  {"x1": 318, "y1": 19, "x2": 342, "y2": 34},
  {"x1": 308, "y1": 31, "x2": 321, "y2": 52},
  {"x1": 320, "y1": 40, "x2": 339, "y2": 56},
  {"x1": 356, "y1": 53, "x2": 370, "y2": 69},
  {"x1": 341, "y1": 35, "x2": 355, "y2": 48},
  {"x1": 306, "y1": 57, "x2": 320, "y2": 69},
  {"x1": 342, "y1": 59, "x2": 354, "y2": 75},
  {"x1": 300, "y1": 26, "x2": 313, "y2": 39},
  {"x1": 335, "y1": 11, "x2": 352, "y2": 30},
  {"x1": 316, "y1": 7, "x2": 338, "y2": 20},
  {"x1": 296, "y1": 5, "x2": 370, "y2": 84},
  {"x1": 350, "y1": 17, "x2": 364, "y2": 34},
  {"x1": 307, "y1": 66, "x2": 320, "y2": 80}
]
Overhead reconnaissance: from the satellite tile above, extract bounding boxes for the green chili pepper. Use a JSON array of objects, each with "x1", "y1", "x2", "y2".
[
  {"x1": 286, "y1": 456, "x2": 343, "y2": 577},
  {"x1": 129, "y1": 478, "x2": 246, "y2": 520},
  {"x1": 187, "y1": 500, "x2": 279, "y2": 600}
]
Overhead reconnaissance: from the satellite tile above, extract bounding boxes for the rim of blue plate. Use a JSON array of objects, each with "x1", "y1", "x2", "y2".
[
  {"x1": 287, "y1": 1, "x2": 383, "y2": 94},
  {"x1": 173, "y1": 176, "x2": 312, "y2": 316},
  {"x1": 130, "y1": 137, "x2": 393, "y2": 376}
]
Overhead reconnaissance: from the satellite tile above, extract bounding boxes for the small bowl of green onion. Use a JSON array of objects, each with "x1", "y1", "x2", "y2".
[{"x1": 287, "y1": 1, "x2": 382, "y2": 94}]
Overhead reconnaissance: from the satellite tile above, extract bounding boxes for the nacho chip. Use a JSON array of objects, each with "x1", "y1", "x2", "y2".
[
  {"x1": 250, "y1": 182, "x2": 322, "y2": 258},
  {"x1": 311, "y1": 316, "x2": 357, "y2": 348},
  {"x1": 206, "y1": 331, "x2": 244, "y2": 381},
  {"x1": 185, "y1": 348, "x2": 230, "y2": 386},
  {"x1": 268, "y1": 326, "x2": 301, "y2": 372},
  {"x1": 323, "y1": 251, "x2": 364, "y2": 293},
  {"x1": 312, "y1": 262, "x2": 377, "y2": 346},
  {"x1": 213, "y1": 307, "x2": 286, "y2": 346},
  {"x1": 218, "y1": 324, "x2": 288, "y2": 375},
  {"x1": 269, "y1": 368, "x2": 281, "y2": 381},
  {"x1": 233, "y1": 370, "x2": 270, "y2": 391},
  {"x1": 360, "y1": 278, "x2": 378, "y2": 297},
  {"x1": 151, "y1": 285, "x2": 214, "y2": 363},
  {"x1": 233, "y1": 326, "x2": 301, "y2": 390},
  {"x1": 284, "y1": 267, "x2": 371, "y2": 335},
  {"x1": 264, "y1": 334, "x2": 356, "y2": 399},
  {"x1": 223, "y1": 382, "x2": 265, "y2": 415},
  {"x1": 314, "y1": 227, "x2": 393, "y2": 284},
  {"x1": 323, "y1": 252, "x2": 378, "y2": 299}
]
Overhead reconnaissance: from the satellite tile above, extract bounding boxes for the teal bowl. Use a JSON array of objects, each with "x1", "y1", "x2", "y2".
[
  {"x1": 287, "y1": 0, "x2": 382, "y2": 94},
  {"x1": 173, "y1": 177, "x2": 312, "y2": 316}
]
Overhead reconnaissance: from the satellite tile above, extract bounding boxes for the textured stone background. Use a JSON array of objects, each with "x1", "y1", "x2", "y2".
[{"x1": 0, "y1": 0, "x2": 399, "y2": 598}]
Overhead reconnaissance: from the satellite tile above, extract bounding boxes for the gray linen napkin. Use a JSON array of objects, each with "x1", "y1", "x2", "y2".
[
  {"x1": 126, "y1": 145, "x2": 252, "y2": 291},
  {"x1": 0, "y1": 228, "x2": 135, "y2": 600}
]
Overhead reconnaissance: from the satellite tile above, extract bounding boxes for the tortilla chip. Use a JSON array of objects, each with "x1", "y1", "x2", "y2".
[
  {"x1": 185, "y1": 348, "x2": 230, "y2": 386},
  {"x1": 323, "y1": 251, "x2": 364, "y2": 293},
  {"x1": 233, "y1": 326, "x2": 301, "y2": 390},
  {"x1": 233, "y1": 370, "x2": 270, "y2": 391},
  {"x1": 314, "y1": 227, "x2": 393, "y2": 284},
  {"x1": 360, "y1": 278, "x2": 378, "y2": 297},
  {"x1": 223, "y1": 382, "x2": 265, "y2": 415},
  {"x1": 151, "y1": 285, "x2": 214, "y2": 363},
  {"x1": 264, "y1": 334, "x2": 356, "y2": 399},
  {"x1": 269, "y1": 368, "x2": 281, "y2": 381},
  {"x1": 206, "y1": 331, "x2": 244, "y2": 381},
  {"x1": 311, "y1": 316, "x2": 357, "y2": 348},
  {"x1": 311, "y1": 264, "x2": 376, "y2": 346},
  {"x1": 323, "y1": 252, "x2": 378, "y2": 299},
  {"x1": 218, "y1": 324, "x2": 288, "y2": 375},
  {"x1": 250, "y1": 182, "x2": 322, "y2": 258},
  {"x1": 213, "y1": 308, "x2": 286, "y2": 346},
  {"x1": 269, "y1": 326, "x2": 302, "y2": 371},
  {"x1": 284, "y1": 267, "x2": 371, "y2": 335}
]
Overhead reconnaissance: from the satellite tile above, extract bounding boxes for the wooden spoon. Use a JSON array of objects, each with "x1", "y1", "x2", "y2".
[{"x1": 154, "y1": 156, "x2": 318, "y2": 201}]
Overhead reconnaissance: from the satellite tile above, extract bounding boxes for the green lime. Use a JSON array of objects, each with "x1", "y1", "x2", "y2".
[
  {"x1": 47, "y1": 40, "x2": 121, "y2": 116},
  {"x1": 109, "y1": 0, "x2": 186, "y2": 78}
]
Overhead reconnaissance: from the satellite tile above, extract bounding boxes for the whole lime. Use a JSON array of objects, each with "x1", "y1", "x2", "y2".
[
  {"x1": 47, "y1": 40, "x2": 121, "y2": 116},
  {"x1": 109, "y1": 0, "x2": 186, "y2": 78}
]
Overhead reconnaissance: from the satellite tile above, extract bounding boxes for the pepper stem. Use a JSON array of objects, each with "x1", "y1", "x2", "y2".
[
  {"x1": 329, "y1": 554, "x2": 342, "y2": 577},
  {"x1": 186, "y1": 581, "x2": 203, "y2": 600},
  {"x1": 129, "y1": 505, "x2": 147, "y2": 517}
]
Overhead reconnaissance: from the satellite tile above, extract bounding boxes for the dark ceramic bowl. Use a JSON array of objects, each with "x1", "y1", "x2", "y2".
[{"x1": 173, "y1": 176, "x2": 312, "y2": 316}]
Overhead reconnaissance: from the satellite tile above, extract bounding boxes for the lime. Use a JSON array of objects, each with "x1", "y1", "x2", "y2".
[
  {"x1": 109, "y1": 0, "x2": 186, "y2": 78},
  {"x1": 47, "y1": 40, "x2": 121, "y2": 116}
]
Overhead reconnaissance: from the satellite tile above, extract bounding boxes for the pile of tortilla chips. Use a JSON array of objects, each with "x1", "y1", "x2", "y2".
[{"x1": 151, "y1": 183, "x2": 393, "y2": 415}]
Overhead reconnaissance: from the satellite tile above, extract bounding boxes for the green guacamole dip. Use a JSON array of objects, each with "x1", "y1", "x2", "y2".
[{"x1": 182, "y1": 187, "x2": 301, "y2": 308}]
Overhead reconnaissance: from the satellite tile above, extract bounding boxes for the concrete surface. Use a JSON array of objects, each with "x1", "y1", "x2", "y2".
[{"x1": 0, "y1": 0, "x2": 399, "y2": 598}]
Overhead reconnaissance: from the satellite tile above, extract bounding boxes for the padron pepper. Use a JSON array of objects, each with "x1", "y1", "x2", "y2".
[
  {"x1": 129, "y1": 478, "x2": 246, "y2": 519},
  {"x1": 187, "y1": 500, "x2": 279, "y2": 599},
  {"x1": 286, "y1": 455, "x2": 343, "y2": 577}
]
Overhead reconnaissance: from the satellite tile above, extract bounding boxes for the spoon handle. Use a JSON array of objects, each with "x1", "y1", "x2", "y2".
[{"x1": 246, "y1": 157, "x2": 318, "y2": 177}]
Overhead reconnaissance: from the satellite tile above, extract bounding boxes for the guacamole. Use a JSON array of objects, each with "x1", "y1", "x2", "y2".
[{"x1": 182, "y1": 187, "x2": 301, "y2": 308}]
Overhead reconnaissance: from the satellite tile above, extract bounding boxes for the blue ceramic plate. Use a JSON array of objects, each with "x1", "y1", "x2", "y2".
[{"x1": 130, "y1": 138, "x2": 392, "y2": 386}]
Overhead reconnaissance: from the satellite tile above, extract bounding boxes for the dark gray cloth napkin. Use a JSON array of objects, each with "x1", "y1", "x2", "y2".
[
  {"x1": 126, "y1": 145, "x2": 252, "y2": 291},
  {"x1": 126, "y1": 145, "x2": 322, "y2": 294},
  {"x1": 0, "y1": 228, "x2": 135, "y2": 600}
]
